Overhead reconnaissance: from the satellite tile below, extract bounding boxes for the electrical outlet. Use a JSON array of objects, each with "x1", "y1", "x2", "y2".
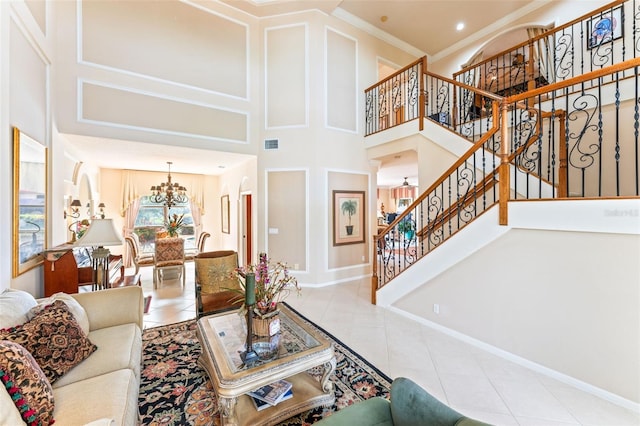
[
  {"x1": 294, "y1": 263, "x2": 299, "y2": 270},
  {"x1": 433, "y1": 304, "x2": 440, "y2": 314}
]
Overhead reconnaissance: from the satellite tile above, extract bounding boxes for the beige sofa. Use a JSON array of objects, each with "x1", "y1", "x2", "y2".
[{"x1": 0, "y1": 286, "x2": 144, "y2": 425}]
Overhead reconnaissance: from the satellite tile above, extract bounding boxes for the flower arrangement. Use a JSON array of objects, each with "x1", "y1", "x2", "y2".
[
  {"x1": 164, "y1": 213, "x2": 185, "y2": 237},
  {"x1": 235, "y1": 252, "x2": 301, "y2": 318}
]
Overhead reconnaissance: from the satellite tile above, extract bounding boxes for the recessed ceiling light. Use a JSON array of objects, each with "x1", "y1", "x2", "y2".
[
  {"x1": 456, "y1": 22, "x2": 465, "y2": 31},
  {"x1": 380, "y1": 15, "x2": 388, "y2": 23}
]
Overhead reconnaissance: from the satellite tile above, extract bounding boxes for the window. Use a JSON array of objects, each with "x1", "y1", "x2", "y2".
[{"x1": 133, "y1": 196, "x2": 195, "y2": 253}]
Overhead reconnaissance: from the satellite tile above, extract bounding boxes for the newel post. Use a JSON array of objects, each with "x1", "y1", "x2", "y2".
[
  {"x1": 419, "y1": 56, "x2": 427, "y2": 132},
  {"x1": 499, "y1": 101, "x2": 510, "y2": 225}
]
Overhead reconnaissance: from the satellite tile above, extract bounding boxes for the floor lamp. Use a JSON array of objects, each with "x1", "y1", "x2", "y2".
[{"x1": 75, "y1": 219, "x2": 124, "y2": 290}]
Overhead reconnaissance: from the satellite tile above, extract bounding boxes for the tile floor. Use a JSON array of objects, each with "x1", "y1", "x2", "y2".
[{"x1": 136, "y1": 263, "x2": 639, "y2": 426}]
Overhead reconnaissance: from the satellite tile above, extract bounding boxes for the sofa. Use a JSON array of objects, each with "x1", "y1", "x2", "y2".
[
  {"x1": 0, "y1": 285, "x2": 144, "y2": 425},
  {"x1": 316, "y1": 377, "x2": 490, "y2": 426}
]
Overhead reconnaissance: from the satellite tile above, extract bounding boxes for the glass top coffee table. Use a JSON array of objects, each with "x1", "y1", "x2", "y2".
[{"x1": 196, "y1": 303, "x2": 336, "y2": 426}]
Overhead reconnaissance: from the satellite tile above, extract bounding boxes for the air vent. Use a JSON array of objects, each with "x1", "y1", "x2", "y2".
[{"x1": 264, "y1": 139, "x2": 279, "y2": 150}]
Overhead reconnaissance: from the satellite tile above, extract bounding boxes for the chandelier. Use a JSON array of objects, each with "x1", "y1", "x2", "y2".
[{"x1": 150, "y1": 162, "x2": 188, "y2": 208}]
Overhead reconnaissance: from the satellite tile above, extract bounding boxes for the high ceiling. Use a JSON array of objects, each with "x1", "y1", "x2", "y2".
[
  {"x1": 221, "y1": 0, "x2": 544, "y2": 57},
  {"x1": 68, "y1": 0, "x2": 545, "y2": 182}
]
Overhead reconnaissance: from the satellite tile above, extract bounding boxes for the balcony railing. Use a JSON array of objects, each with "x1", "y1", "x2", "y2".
[
  {"x1": 365, "y1": 57, "x2": 426, "y2": 136},
  {"x1": 453, "y1": 0, "x2": 640, "y2": 97}
]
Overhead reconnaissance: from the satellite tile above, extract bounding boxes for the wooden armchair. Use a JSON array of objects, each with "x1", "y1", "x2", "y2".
[
  {"x1": 125, "y1": 233, "x2": 154, "y2": 274},
  {"x1": 153, "y1": 237, "x2": 186, "y2": 289},
  {"x1": 194, "y1": 250, "x2": 243, "y2": 318}
]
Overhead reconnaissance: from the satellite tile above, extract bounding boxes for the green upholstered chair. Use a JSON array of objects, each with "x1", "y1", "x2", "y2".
[{"x1": 316, "y1": 377, "x2": 490, "y2": 426}]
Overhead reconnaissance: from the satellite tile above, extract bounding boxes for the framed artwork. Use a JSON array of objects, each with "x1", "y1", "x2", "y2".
[
  {"x1": 332, "y1": 190, "x2": 365, "y2": 246},
  {"x1": 13, "y1": 127, "x2": 47, "y2": 277},
  {"x1": 221, "y1": 194, "x2": 230, "y2": 234},
  {"x1": 587, "y1": 6, "x2": 623, "y2": 49}
]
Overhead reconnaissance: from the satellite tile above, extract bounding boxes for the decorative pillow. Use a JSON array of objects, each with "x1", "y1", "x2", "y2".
[
  {"x1": 28, "y1": 292, "x2": 90, "y2": 335},
  {"x1": 0, "y1": 340, "x2": 55, "y2": 426},
  {"x1": 0, "y1": 300, "x2": 97, "y2": 383},
  {"x1": 0, "y1": 289, "x2": 38, "y2": 329}
]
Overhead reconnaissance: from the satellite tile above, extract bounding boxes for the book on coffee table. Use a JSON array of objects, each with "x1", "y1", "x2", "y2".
[
  {"x1": 247, "y1": 379, "x2": 292, "y2": 406},
  {"x1": 251, "y1": 388, "x2": 293, "y2": 411}
]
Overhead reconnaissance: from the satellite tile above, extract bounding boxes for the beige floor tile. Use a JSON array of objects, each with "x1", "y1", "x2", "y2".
[{"x1": 135, "y1": 269, "x2": 638, "y2": 425}]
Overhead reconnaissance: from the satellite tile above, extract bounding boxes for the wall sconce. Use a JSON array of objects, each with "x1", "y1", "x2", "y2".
[
  {"x1": 64, "y1": 199, "x2": 82, "y2": 219},
  {"x1": 98, "y1": 203, "x2": 106, "y2": 219}
]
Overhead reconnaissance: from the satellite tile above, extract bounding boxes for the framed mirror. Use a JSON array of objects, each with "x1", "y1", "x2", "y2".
[{"x1": 13, "y1": 127, "x2": 47, "y2": 277}]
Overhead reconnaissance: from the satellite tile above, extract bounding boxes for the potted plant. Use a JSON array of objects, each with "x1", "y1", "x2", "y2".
[
  {"x1": 233, "y1": 253, "x2": 301, "y2": 336},
  {"x1": 397, "y1": 218, "x2": 415, "y2": 240},
  {"x1": 341, "y1": 200, "x2": 357, "y2": 235}
]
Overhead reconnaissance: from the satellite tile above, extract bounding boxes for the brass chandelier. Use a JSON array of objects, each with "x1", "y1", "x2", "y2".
[{"x1": 150, "y1": 162, "x2": 188, "y2": 209}]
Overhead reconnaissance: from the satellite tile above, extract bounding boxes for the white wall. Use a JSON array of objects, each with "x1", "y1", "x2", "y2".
[
  {"x1": 1, "y1": 1, "x2": 52, "y2": 295},
  {"x1": 387, "y1": 199, "x2": 640, "y2": 407}
]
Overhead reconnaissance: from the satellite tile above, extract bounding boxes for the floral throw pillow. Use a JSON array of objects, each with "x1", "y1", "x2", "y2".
[
  {"x1": 0, "y1": 300, "x2": 97, "y2": 384},
  {"x1": 0, "y1": 340, "x2": 55, "y2": 426}
]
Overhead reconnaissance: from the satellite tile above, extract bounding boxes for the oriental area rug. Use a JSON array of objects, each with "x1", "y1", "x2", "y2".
[{"x1": 138, "y1": 304, "x2": 392, "y2": 425}]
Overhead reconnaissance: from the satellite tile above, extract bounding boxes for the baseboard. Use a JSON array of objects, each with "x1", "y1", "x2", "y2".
[{"x1": 387, "y1": 305, "x2": 640, "y2": 414}]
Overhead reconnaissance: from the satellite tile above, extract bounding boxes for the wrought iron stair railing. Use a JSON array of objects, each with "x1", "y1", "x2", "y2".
[
  {"x1": 372, "y1": 58, "x2": 640, "y2": 303},
  {"x1": 453, "y1": 0, "x2": 640, "y2": 100}
]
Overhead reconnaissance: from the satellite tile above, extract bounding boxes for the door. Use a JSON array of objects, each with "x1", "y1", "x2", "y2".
[{"x1": 240, "y1": 193, "x2": 252, "y2": 266}]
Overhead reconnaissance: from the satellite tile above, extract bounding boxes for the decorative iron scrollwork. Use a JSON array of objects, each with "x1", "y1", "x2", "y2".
[
  {"x1": 554, "y1": 33, "x2": 574, "y2": 80},
  {"x1": 567, "y1": 93, "x2": 600, "y2": 170}
]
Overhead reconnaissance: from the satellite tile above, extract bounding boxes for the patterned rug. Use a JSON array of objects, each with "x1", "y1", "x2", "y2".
[{"x1": 138, "y1": 304, "x2": 392, "y2": 425}]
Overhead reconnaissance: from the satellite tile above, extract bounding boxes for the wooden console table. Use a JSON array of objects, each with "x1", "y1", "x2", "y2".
[{"x1": 44, "y1": 245, "x2": 124, "y2": 297}]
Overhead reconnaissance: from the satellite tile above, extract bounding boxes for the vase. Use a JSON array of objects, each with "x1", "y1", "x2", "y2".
[{"x1": 252, "y1": 309, "x2": 280, "y2": 337}]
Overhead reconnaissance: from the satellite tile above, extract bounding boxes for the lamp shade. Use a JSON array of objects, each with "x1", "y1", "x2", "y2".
[{"x1": 75, "y1": 219, "x2": 124, "y2": 247}]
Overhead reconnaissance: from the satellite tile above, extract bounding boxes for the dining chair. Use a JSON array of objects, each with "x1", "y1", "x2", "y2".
[
  {"x1": 153, "y1": 237, "x2": 186, "y2": 289},
  {"x1": 125, "y1": 233, "x2": 154, "y2": 274},
  {"x1": 185, "y1": 231, "x2": 210, "y2": 261}
]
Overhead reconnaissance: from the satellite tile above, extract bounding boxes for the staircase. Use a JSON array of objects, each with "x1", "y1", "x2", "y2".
[
  {"x1": 369, "y1": 0, "x2": 640, "y2": 302},
  {"x1": 364, "y1": 1, "x2": 640, "y2": 408}
]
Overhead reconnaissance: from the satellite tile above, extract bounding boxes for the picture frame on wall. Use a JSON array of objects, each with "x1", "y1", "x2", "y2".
[
  {"x1": 587, "y1": 6, "x2": 623, "y2": 49},
  {"x1": 332, "y1": 190, "x2": 365, "y2": 246},
  {"x1": 221, "y1": 194, "x2": 230, "y2": 234}
]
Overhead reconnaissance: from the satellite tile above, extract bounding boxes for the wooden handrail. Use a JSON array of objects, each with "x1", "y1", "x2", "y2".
[
  {"x1": 415, "y1": 174, "x2": 500, "y2": 241},
  {"x1": 377, "y1": 105, "x2": 500, "y2": 236},
  {"x1": 505, "y1": 57, "x2": 640, "y2": 103},
  {"x1": 426, "y1": 70, "x2": 503, "y2": 102},
  {"x1": 364, "y1": 57, "x2": 425, "y2": 92},
  {"x1": 453, "y1": 0, "x2": 625, "y2": 79}
]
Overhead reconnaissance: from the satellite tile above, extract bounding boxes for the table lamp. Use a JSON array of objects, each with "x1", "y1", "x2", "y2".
[{"x1": 75, "y1": 218, "x2": 124, "y2": 290}]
